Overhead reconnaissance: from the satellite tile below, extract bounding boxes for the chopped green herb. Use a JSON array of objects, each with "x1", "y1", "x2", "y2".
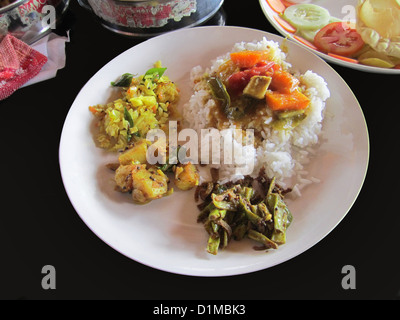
[{"x1": 124, "y1": 107, "x2": 134, "y2": 128}]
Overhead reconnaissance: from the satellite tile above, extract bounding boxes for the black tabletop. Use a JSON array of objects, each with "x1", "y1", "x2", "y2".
[{"x1": 0, "y1": 0, "x2": 399, "y2": 301}]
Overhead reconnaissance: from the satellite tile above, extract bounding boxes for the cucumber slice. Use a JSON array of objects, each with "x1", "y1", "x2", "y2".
[
  {"x1": 283, "y1": 4, "x2": 330, "y2": 30},
  {"x1": 329, "y1": 16, "x2": 342, "y2": 23},
  {"x1": 296, "y1": 28, "x2": 319, "y2": 42}
]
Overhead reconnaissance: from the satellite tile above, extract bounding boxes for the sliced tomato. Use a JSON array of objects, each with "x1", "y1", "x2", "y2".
[
  {"x1": 281, "y1": 0, "x2": 295, "y2": 7},
  {"x1": 314, "y1": 22, "x2": 364, "y2": 57},
  {"x1": 227, "y1": 62, "x2": 275, "y2": 95}
]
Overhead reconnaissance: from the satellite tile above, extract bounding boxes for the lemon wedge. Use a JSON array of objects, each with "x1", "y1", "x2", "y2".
[{"x1": 359, "y1": 57, "x2": 395, "y2": 68}]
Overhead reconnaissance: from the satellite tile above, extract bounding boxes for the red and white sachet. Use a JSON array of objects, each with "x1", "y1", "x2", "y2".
[{"x1": 0, "y1": 34, "x2": 48, "y2": 100}]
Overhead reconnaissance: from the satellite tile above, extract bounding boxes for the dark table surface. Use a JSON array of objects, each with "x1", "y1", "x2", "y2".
[{"x1": 1, "y1": 0, "x2": 399, "y2": 301}]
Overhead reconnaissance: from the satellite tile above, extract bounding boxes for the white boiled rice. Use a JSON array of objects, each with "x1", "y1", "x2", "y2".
[{"x1": 182, "y1": 38, "x2": 330, "y2": 197}]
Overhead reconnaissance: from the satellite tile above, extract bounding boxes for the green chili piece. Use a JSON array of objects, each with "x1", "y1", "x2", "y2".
[
  {"x1": 242, "y1": 187, "x2": 254, "y2": 201},
  {"x1": 123, "y1": 107, "x2": 134, "y2": 142},
  {"x1": 238, "y1": 196, "x2": 263, "y2": 226},
  {"x1": 269, "y1": 193, "x2": 291, "y2": 245},
  {"x1": 207, "y1": 235, "x2": 220, "y2": 255},
  {"x1": 207, "y1": 77, "x2": 231, "y2": 113},
  {"x1": 267, "y1": 176, "x2": 276, "y2": 198},
  {"x1": 232, "y1": 223, "x2": 248, "y2": 241},
  {"x1": 211, "y1": 193, "x2": 236, "y2": 211},
  {"x1": 124, "y1": 107, "x2": 134, "y2": 128},
  {"x1": 209, "y1": 208, "x2": 223, "y2": 221},
  {"x1": 197, "y1": 202, "x2": 216, "y2": 223},
  {"x1": 221, "y1": 230, "x2": 229, "y2": 249},
  {"x1": 210, "y1": 221, "x2": 219, "y2": 234},
  {"x1": 257, "y1": 202, "x2": 272, "y2": 221},
  {"x1": 216, "y1": 218, "x2": 232, "y2": 240},
  {"x1": 248, "y1": 230, "x2": 278, "y2": 250}
]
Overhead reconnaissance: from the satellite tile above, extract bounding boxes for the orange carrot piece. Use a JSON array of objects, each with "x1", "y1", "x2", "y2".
[
  {"x1": 293, "y1": 35, "x2": 318, "y2": 50},
  {"x1": 270, "y1": 70, "x2": 300, "y2": 93},
  {"x1": 328, "y1": 53, "x2": 359, "y2": 64},
  {"x1": 230, "y1": 51, "x2": 269, "y2": 69},
  {"x1": 266, "y1": 90, "x2": 310, "y2": 111},
  {"x1": 266, "y1": 0, "x2": 286, "y2": 13},
  {"x1": 89, "y1": 106, "x2": 99, "y2": 115},
  {"x1": 273, "y1": 14, "x2": 296, "y2": 33}
]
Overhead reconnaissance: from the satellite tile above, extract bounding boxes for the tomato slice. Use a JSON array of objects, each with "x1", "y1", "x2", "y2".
[
  {"x1": 227, "y1": 62, "x2": 275, "y2": 95},
  {"x1": 314, "y1": 22, "x2": 364, "y2": 57}
]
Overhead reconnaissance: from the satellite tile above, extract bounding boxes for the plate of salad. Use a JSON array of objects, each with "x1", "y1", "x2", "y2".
[{"x1": 260, "y1": 0, "x2": 400, "y2": 73}]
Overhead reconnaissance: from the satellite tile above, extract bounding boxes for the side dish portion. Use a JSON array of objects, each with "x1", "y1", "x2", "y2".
[
  {"x1": 196, "y1": 170, "x2": 293, "y2": 255},
  {"x1": 89, "y1": 62, "x2": 199, "y2": 204},
  {"x1": 89, "y1": 63, "x2": 179, "y2": 152}
]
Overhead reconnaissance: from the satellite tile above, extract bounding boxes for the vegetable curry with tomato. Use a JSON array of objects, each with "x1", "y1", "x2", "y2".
[{"x1": 206, "y1": 50, "x2": 310, "y2": 143}]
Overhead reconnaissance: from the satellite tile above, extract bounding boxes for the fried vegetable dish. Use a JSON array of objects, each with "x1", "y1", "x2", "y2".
[
  {"x1": 195, "y1": 169, "x2": 293, "y2": 255},
  {"x1": 90, "y1": 62, "x2": 199, "y2": 204},
  {"x1": 110, "y1": 140, "x2": 199, "y2": 204},
  {"x1": 89, "y1": 62, "x2": 180, "y2": 152}
]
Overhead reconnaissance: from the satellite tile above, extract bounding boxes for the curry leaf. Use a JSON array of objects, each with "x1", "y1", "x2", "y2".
[
  {"x1": 111, "y1": 73, "x2": 134, "y2": 87},
  {"x1": 145, "y1": 67, "x2": 167, "y2": 79}
]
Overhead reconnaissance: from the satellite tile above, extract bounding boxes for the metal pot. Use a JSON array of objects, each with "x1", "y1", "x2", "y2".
[
  {"x1": 0, "y1": 0, "x2": 70, "y2": 44},
  {"x1": 78, "y1": 0, "x2": 224, "y2": 37}
]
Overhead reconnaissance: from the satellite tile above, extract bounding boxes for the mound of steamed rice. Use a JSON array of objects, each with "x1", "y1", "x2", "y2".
[{"x1": 182, "y1": 37, "x2": 331, "y2": 197}]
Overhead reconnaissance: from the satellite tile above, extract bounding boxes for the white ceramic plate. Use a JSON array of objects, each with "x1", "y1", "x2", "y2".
[
  {"x1": 59, "y1": 26, "x2": 369, "y2": 277},
  {"x1": 259, "y1": 0, "x2": 400, "y2": 74}
]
